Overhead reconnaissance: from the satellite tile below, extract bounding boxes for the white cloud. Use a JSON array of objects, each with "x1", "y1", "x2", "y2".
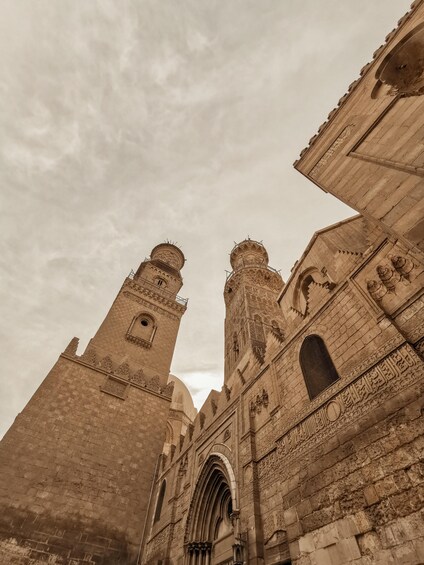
[{"x1": 0, "y1": 0, "x2": 413, "y2": 433}]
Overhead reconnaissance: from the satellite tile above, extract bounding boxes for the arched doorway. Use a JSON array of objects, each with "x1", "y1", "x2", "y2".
[{"x1": 185, "y1": 453, "x2": 242, "y2": 565}]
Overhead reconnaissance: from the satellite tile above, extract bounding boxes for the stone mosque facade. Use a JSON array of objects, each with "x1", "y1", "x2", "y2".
[{"x1": 1, "y1": 2, "x2": 424, "y2": 565}]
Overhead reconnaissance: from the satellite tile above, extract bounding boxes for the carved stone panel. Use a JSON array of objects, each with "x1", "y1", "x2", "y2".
[{"x1": 100, "y1": 376, "x2": 128, "y2": 400}]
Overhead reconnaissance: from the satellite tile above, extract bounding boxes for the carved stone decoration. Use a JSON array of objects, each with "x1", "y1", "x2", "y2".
[
  {"x1": 292, "y1": 267, "x2": 337, "y2": 317},
  {"x1": 81, "y1": 348, "x2": 97, "y2": 365},
  {"x1": 367, "y1": 279, "x2": 387, "y2": 302},
  {"x1": 162, "y1": 381, "x2": 175, "y2": 398},
  {"x1": 232, "y1": 541, "x2": 244, "y2": 565},
  {"x1": 115, "y1": 362, "x2": 130, "y2": 379},
  {"x1": 152, "y1": 248, "x2": 181, "y2": 269},
  {"x1": 187, "y1": 541, "x2": 212, "y2": 555},
  {"x1": 63, "y1": 337, "x2": 79, "y2": 356},
  {"x1": 123, "y1": 290, "x2": 180, "y2": 320},
  {"x1": 223, "y1": 384, "x2": 231, "y2": 401},
  {"x1": 148, "y1": 376, "x2": 160, "y2": 393},
  {"x1": 188, "y1": 423, "x2": 194, "y2": 441},
  {"x1": 125, "y1": 333, "x2": 152, "y2": 349},
  {"x1": 198, "y1": 452, "x2": 205, "y2": 465},
  {"x1": 376, "y1": 265, "x2": 401, "y2": 292},
  {"x1": 131, "y1": 369, "x2": 146, "y2": 386},
  {"x1": 270, "y1": 321, "x2": 285, "y2": 343},
  {"x1": 390, "y1": 255, "x2": 415, "y2": 280},
  {"x1": 223, "y1": 428, "x2": 231, "y2": 442},
  {"x1": 252, "y1": 343, "x2": 266, "y2": 365},
  {"x1": 415, "y1": 337, "x2": 424, "y2": 359},
  {"x1": 199, "y1": 412, "x2": 206, "y2": 430},
  {"x1": 99, "y1": 355, "x2": 113, "y2": 372},
  {"x1": 326, "y1": 400, "x2": 342, "y2": 422},
  {"x1": 309, "y1": 125, "x2": 355, "y2": 178},
  {"x1": 211, "y1": 398, "x2": 218, "y2": 415},
  {"x1": 250, "y1": 389, "x2": 270, "y2": 416},
  {"x1": 256, "y1": 343, "x2": 421, "y2": 477}
]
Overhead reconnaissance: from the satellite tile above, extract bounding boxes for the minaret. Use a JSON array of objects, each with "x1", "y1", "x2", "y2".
[
  {"x1": 89, "y1": 242, "x2": 187, "y2": 384},
  {"x1": 0, "y1": 243, "x2": 187, "y2": 565},
  {"x1": 223, "y1": 239, "x2": 284, "y2": 381}
]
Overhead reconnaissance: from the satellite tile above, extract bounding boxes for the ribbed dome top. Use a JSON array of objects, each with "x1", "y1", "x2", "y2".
[
  {"x1": 230, "y1": 239, "x2": 269, "y2": 270},
  {"x1": 150, "y1": 243, "x2": 185, "y2": 271}
]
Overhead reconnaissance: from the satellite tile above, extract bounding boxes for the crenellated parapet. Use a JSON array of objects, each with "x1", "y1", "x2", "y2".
[{"x1": 61, "y1": 337, "x2": 175, "y2": 400}]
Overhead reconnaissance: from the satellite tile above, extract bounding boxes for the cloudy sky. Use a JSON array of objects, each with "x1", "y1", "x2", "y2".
[{"x1": 0, "y1": 0, "x2": 412, "y2": 437}]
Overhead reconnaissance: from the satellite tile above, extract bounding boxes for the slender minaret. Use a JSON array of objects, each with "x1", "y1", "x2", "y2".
[
  {"x1": 223, "y1": 239, "x2": 285, "y2": 380},
  {"x1": 0, "y1": 243, "x2": 187, "y2": 565}
]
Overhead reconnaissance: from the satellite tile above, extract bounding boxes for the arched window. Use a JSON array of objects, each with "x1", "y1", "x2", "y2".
[
  {"x1": 154, "y1": 480, "x2": 166, "y2": 523},
  {"x1": 300, "y1": 335, "x2": 339, "y2": 399},
  {"x1": 185, "y1": 453, "x2": 238, "y2": 565},
  {"x1": 154, "y1": 277, "x2": 167, "y2": 288},
  {"x1": 126, "y1": 312, "x2": 157, "y2": 349}
]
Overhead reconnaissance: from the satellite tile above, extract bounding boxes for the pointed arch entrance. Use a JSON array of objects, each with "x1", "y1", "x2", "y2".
[{"x1": 185, "y1": 453, "x2": 242, "y2": 565}]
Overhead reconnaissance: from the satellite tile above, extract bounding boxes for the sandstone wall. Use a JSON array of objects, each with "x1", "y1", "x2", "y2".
[
  {"x1": 144, "y1": 225, "x2": 424, "y2": 565},
  {"x1": 0, "y1": 354, "x2": 171, "y2": 564}
]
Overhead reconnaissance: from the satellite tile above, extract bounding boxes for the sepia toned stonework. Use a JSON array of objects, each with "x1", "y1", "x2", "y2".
[
  {"x1": 0, "y1": 244, "x2": 188, "y2": 564},
  {"x1": 1, "y1": 2, "x2": 424, "y2": 565},
  {"x1": 294, "y1": 0, "x2": 424, "y2": 253},
  {"x1": 143, "y1": 219, "x2": 424, "y2": 565},
  {"x1": 142, "y1": 3, "x2": 424, "y2": 565}
]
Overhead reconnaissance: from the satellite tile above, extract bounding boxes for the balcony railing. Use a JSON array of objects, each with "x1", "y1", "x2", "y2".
[
  {"x1": 225, "y1": 264, "x2": 281, "y2": 281},
  {"x1": 128, "y1": 271, "x2": 188, "y2": 306}
]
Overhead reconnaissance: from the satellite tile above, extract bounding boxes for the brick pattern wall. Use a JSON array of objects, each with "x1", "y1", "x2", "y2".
[
  {"x1": 91, "y1": 279, "x2": 184, "y2": 385},
  {"x1": 0, "y1": 356, "x2": 171, "y2": 564}
]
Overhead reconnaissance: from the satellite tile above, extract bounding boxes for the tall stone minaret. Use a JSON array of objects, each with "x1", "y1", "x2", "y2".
[
  {"x1": 223, "y1": 239, "x2": 284, "y2": 381},
  {"x1": 0, "y1": 243, "x2": 187, "y2": 565}
]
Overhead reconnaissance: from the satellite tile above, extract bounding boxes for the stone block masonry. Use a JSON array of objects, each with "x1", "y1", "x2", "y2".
[{"x1": 0, "y1": 353, "x2": 171, "y2": 564}]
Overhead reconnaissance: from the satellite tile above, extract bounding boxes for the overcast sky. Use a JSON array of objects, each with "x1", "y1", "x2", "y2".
[{"x1": 0, "y1": 0, "x2": 412, "y2": 437}]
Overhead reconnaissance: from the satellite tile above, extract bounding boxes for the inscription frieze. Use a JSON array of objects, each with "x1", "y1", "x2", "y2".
[
  {"x1": 258, "y1": 343, "x2": 422, "y2": 484},
  {"x1": 396, "y1": 295, "x2": 424, "y2": 325},
  {"x1": 309, "y1": 125, "x2": 355, "y2": 178}
]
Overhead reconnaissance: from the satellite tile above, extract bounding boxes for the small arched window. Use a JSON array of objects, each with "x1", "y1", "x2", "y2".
[
  {"x1": 300, "y1": 335, "x2": 339, "y2": 399},
  {"x1": 155, "y1": 277, "x2": 167, "y2": 288},
  {"x1": 154, "y1": 480, "x2": 166, "y2": 523},
  {"x1": 126, "y1": 312, "x2": 157, "y2": 349}
]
